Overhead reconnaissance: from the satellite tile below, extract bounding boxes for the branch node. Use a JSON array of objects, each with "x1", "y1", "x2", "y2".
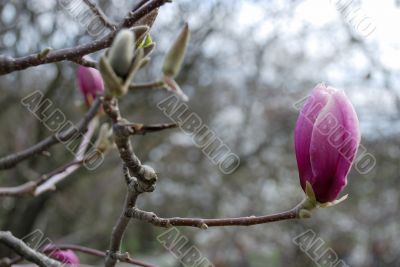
[{"x1": 37, "y1": 47, "x2": 52, "y2": 60}]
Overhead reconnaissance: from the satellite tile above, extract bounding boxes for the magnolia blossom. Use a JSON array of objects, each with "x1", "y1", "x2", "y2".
[
  {"x1": 76, "y1": 65, "x2": 104, "y2": 106},
  {"x1": 44, "y1": 247, "x2": 80, "y2": 265},
  {"x1": 294, "y1": 84, "x2": 360, "y2": 203}
]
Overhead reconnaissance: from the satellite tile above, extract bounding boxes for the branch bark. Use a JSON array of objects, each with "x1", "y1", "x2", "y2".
[
  {"x1": 0, "y1": 97, "x2": 101, "y2": 170},
  {"x1": 0, "y1": 0, "x2": 169, "y2": 75},
  {"x1": 43, "y1": 244, "x2": 155, "y2": 267},
  {"x1": 128, "y1": 122, "x2": 177, "y2": 135},
  {"x1": 0, "y1": 231, "x2": 61, "y2": 267},
  {"x1": 127, "y1": 206, "x2": 300, "y2": 229},
  {"x1": 129, "y1": 80, "x2": 166, "y2": 91},
  {"x1": 102, "y1": 96, "x2": 160, "y2": 267},
  {"x1": 104, "y1": 191, "x2": 138, "y2": 267},
  {"x1": 82, "y1": 0, "x2": 117, "y2": 30}
]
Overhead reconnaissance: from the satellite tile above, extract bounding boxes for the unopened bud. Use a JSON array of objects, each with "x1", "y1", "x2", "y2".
[
  {"x1": 131, "y1": 25, "x2": 150, "y2": 46},
  {"x1": 94, "y1": 123, "x2": 113, "y2": 154},
  {"x1": 76, "y1": 64, "x2": 104, "y2": 107},
  {"x1": 139, "y1": 164, "x2": 157, "y2": 182},
  {"x1": 38, "y1": 47, "x2": 52, "y2": 60},
  {"x1": 108, "y1": 29, "x2": 135, "y2": 78},
  {"x1": 143, "y1": 43, "x2": 156, "y2": 57},
  {"x1": 141, "y1": 35, "x2": 154, "y2": 49},
  {"x1": 162, "y1": 23, "x2": 190, "y2": 78}
]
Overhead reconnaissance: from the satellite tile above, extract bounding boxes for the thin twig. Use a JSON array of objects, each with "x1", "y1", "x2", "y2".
[
  {"x1": 129, "y1": 81, "x2": 166, "y2": 91},
  {"x1": 34, "y1": 117, "x2": 99, "y2": 196},
  {"x1": 122, "y1": 0, "x2": 168, "y2": 28},
  {"x1": 0, "y1": 97, "x2": 101, "y2": 170},
  {"x1": 127, "y1": 206, "x2": 300, "y2": 228},
  {"x1": 0, "y1": 160, "x2": 83, "y2": 197},
  {"x1": 0, "y1": 0, "x2": 169, "y2": 75},
  {"x1": 127, "y1": 122, "x2": 177, "y2": 135},
  {"x1": 0, "y1": 231, "x2": 62, "y2": 267},
  {"x1": 82, "y1": 0, "x2": 117, "y2": 30},
  {"x1": 132, "y1": 0, "x2": 151, "y2": 11},
  {"x1": 104, "y1": 191, "x2": 139, "y2": 267},
  {"x1": 0, "y1": 182, "x2": 38, "y2": 197},
  {"x1": 42, "y1": 245, "x2": 155, "y2": 267},
  {"x1": 71, "y1": 57, "x2": 97, "y2": 68}
]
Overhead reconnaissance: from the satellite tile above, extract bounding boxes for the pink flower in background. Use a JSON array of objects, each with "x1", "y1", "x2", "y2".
[
  {"x1": 44, "y1": 247, "x2": 80, "y2": 265},
  {"x1": 294, "y1": 84, "x2": 360, "y2": 203},
  {"x1": 76, "y1": 65, "x2": 104, "y2": 106}
]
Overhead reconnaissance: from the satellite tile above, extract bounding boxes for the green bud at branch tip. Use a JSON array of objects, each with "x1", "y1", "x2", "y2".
[
  {"x1": 162, "y1": 23, "x2": 190, "y2": 78},
  {"x1": 108, "y1": 29, "x2": 135, "y2": 79}
]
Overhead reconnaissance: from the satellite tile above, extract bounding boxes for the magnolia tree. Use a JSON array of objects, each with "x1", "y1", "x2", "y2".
[{"x1": 0, "y1": 1, "x2": 360, "y2": 266}]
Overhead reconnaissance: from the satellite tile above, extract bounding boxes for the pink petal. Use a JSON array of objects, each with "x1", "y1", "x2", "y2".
[
  {"x1": 309, "y1": 87, "x2": 359, "y2": 202},
  {"x1": 295, "y1": 84, "x2": 330, "y2": 190},
  {"x1": 331, "y1": 89, "x2": 360, "y2": 183}
]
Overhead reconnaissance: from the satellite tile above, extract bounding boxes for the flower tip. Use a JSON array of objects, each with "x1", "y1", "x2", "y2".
[{"x1": 162, "y1": 23, "x2": 190, "y2": 78}]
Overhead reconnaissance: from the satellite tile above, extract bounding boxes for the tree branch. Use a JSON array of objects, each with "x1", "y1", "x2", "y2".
[
  {"x1": 127, "y1": 122, "x2": 177, "y2": 135},
  {"x1": 102, "y1": 96, "x2": 159, "y2": 267},
  {"x1": 127, "y1": 206, "x2": 300, "y2": 228},
  {"x1": 0, "y1": 97, "x2": 101, "y2": 170},
  {"x1": 43, "y1": 245, "x2": 155, "y2": 267},
  {"x1": 0, "y1": 0, "x2": 170, "y2": 75},
  {"x1": 104, "y1": 191, "x2": 139, "y2": 267},
  {"x1": 70, "y1": 57, "x2": 97, "y2": 68},
  {"x1": 0, "y1": 160, "x2": 85, "y2": 197},
  {"x1": 82, "y1": 0, "x2": 117, "y2": 30},
  {"x1": 129, "y1": 81, "x2": 166, "y2": 91},
  {"x1": 0, "y1": 231, "x2": 62, "y2": 267},
  {"x1": 34, "y1": 117, "x2": 99, "y2": 196}
]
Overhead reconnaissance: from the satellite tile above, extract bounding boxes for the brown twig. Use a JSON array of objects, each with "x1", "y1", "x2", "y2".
[
  {"x1": 0, "y1": 0, "x2": 170, "y2": 75},
  {"x1": 0, "y1": 160, "x2": 84, "y2": 197},
  {"x1": 105, "y1": 191, "x2": 139, "y2": 267},
  {"x1": 82, "y1": 0, "x2": 117, "y2": 30},
  {"x1": 34, "y1": 117, "x2": 99, "y2": 196},
  {"x1": 127, "y1": 122, "x2": 177, "y2": 135},
  {"x1": 0, "y1": 97, "x2": 101, "y2": 170},
  {"x1": 71, "y1": 57, "x2": 97, "y2": 68},
  {"x1": 129, "y1": 81, "x2": 166, "y2": 91},
  {"x1": 132, "y1": 0, "x2": 151, "y2": 11},
  {"x1": 0, "y1": 231, "x2": 61, "y2": 267},
  {"x1": 102, "y1": 97, "x2": 159, "y2": 267},
  {"x1": 0, "y1": 111, "x2": 99, "y2": 197},
  {"x1": 42, "y1": 245, "x2": 155, "y2": 267},
  {"x1": 127, "y1": 206, "x2": 300, "y2": 228}
]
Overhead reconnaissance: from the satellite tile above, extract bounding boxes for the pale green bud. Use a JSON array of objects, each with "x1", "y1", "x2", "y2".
[
  {"x1": 94, "y1": 123, "x2": 114, "y2": 154},
  {"x1": 108, "y1": 29, "x2": 135, "y2": 78},
  {"x1": 162, "y1": 23, "x2": 190, "y2": 78},
  {"x1": 131, "y1": 25, "x2": 150, "y2": 46}
]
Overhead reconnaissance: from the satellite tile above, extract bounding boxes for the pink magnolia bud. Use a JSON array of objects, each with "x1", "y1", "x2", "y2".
[
  {"x1": 76, "y1": 65, "x2": 104, "y2": 106},
  {"x1": 44, "y1": 247, "x2": 80, "y2": 265},
  {"x1": 294, "y1": 84, "x2": 360, "y2": 203}
]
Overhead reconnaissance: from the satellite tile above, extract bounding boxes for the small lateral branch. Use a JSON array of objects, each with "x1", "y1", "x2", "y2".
[{"x1": 127, "y1": 207, "x2": 299, "y2": 229}]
